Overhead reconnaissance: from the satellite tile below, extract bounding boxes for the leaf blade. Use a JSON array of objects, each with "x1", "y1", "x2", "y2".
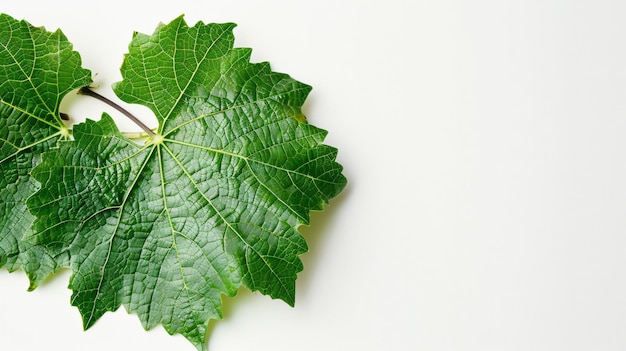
[
  {"x1": 29, "y1": 16, "x2": 346, "y2": 349},
  {"x1": 0, "y1": 13, "x2": 91, "y2": 287}
]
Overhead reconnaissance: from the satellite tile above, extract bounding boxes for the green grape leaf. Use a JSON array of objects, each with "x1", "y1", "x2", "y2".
[
  {"x1": 0, "y1": 13, "x2": 91, "y2": 288},
  {"x1": 28, "y1": 16, "x2": 346, "y2": 350}
]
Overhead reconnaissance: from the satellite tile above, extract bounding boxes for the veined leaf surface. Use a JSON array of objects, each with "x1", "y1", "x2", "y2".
[
  {"x1": 0, "y1": 13, "x2": 91, "y2": 288},
  {"x1": 28, "y1": 16, "x2": 346, "y2": 350}
]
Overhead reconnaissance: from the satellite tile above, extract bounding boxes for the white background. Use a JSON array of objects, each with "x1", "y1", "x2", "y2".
[{"x1": 1, "y1": 0, "x2": 626, "y2": 350}]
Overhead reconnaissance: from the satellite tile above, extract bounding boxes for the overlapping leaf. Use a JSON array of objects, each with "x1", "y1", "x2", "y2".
[
  {"x1": 28, "y1": 16, "x2": 346, "y2": 350},
  {"x1": 0, "y1": 14, "x2": 91, "y2": 288}
]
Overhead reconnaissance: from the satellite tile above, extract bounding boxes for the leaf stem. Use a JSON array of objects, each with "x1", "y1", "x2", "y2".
[{"x1": 79, "y1": 86, "x2": 156, "y2": 137}]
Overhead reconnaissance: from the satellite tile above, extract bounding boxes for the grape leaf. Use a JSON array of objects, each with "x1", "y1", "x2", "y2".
[
  {"x1": 0, "y1": 14, "x2": 91, "y2": 288},
  {"x1": 27, "y1": 16, "x2": 346, "y2": 350}
]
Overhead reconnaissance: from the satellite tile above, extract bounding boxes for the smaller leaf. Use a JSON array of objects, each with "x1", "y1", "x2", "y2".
[{"x1": 0, "y1": 13, "x2": 91, "y2": 288}]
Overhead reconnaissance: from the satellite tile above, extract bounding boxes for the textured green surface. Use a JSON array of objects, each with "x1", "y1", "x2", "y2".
[
  {"x1": 28, "y1": 16, "x2": 346, "y2": 350},
  {"x1": 0, "y1": 14, "x2": 91, "y2": 288}
]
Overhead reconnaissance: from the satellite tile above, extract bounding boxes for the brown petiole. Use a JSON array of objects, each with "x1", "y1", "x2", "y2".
[{"x1": 78, "y1": 86, "x2": 156, "y2": 137}]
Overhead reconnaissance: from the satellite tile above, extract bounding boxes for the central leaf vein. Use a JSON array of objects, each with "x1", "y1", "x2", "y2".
[
  {"x1": 0, "y1": 26, "x2": 61, "y2": 125},
  {"x1": 80, "y1": 145, "x2": 156, "y2": 327},
  {"x1": 164, "y1": 138, "x2": 334, "y2": 184},
  {"x1": 0, "y1": 99, "x2": 61, "y2": 130},
  {"x1": 161, "y1": 142, "x2": 290, "y2": 296},
  {"x1": 160, "y1": 24, "x2": 232, "y2": 134},
  {"x1": 0, "y1": 131, "x2": 61, "y2": 164}
]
